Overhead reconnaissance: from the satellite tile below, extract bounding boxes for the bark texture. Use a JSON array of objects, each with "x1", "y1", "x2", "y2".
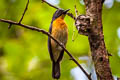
[{"x1": 83, "y1": 0, "x2": 113, "y2": 80}]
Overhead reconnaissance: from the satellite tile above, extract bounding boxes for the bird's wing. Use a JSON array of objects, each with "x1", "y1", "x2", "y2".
[
  {"x1": 57, "y1": 50, "x2": 64, "y2": 62},
  {"x1": 48, "y1": 23, "x2": 54, "y2": 61}
]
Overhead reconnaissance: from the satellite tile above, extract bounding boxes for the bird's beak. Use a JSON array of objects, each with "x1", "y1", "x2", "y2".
[{"x1": 63, "y1": 9, "x2": 70, "y2": 14}]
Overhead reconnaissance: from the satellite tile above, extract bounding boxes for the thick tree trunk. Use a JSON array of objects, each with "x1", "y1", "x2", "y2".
[{"x1": 83, "y1": 0, "x2": 113, "y2": 80}]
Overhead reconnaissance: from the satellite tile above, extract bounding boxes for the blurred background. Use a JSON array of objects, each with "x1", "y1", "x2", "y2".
[{"x1": 0, "y1": 0, "x2": 120, "y2": 80}]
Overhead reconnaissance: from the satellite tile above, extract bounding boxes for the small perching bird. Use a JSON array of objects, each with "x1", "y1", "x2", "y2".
[{"x1": 48, "y1": 9, "x2": 69, "y2": 79}]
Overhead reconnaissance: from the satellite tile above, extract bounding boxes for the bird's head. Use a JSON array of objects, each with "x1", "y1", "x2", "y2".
[{"x1": 52, "y1": 9, "x2": 70, "y2": 21}]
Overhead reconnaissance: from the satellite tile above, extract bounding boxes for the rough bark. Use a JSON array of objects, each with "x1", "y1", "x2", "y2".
[{"x1": 83, "y1": 0, "x2": 113, "y2": 80}]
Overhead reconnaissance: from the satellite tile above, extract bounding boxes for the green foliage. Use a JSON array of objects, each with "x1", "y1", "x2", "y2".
[{"x1": 0, "y1": 0, "x2": 120, "y2": 80}]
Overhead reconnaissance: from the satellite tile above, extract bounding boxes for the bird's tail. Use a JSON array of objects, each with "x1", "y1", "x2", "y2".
[{"x1": 52, "y1": 62, "x2": 60, "y2": 79}]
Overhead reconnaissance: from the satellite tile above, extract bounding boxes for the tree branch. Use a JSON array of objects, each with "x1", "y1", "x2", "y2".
[
  {"x1": 74, "y1": 5, "x2": 79, "y2": 18},
  {"x1": 42, "y1": 0, "x2": 59, "y2": 9},
  {"x1": 19, "y1": 0, "x2": 29, "y2": 23},
  {"x1": 42, "y1": 0, "x2": 76, "y2": 20},
  {"x1": 8, "y1": 0, "x2": 29, "y2": 29}
]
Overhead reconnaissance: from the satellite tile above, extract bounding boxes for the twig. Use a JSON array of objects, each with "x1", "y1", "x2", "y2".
[
  {"x1": 72, "y1": 26, "x2": 75, "y2": 41},
  {"x1": 42, "y1": 0, "x2": 59, "y2": 9},
  {"x1": 8, "y1": 23, "x2": 12, "y2": 29},
  {"x1": 0, "y1": 19, "x2": 91, "y2": 80},
  {"x1": 42, "y1": 0, "x2": 76, "y2": 20},
  {"x1": 19, "y1": 0, "x2": 29, "y2": 23},
  {"x1": 7, "y1": 0, "x2": 29, "y2": 29},
  {"x1": 67, "y1": 13, "x2": 76, "y2": 20},
  {"x1": 74, "y1": 5, "x2": 78, "y2": 18}
]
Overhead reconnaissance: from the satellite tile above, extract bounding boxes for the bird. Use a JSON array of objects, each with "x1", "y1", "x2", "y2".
[{"x1": 48, "y1": 9, "x2": 69, "y2": 79}]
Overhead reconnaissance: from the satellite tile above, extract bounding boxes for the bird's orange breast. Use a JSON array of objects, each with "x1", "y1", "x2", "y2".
[
  {"x1": 52, "y1": 17, "x2": 67, "y2": 32},
  {"x1": 51, "y1": 17, "x2": 68, "y2": 61},
  {"x1": 52, "y1": 17, "x2": 68, "y2": 44}
]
